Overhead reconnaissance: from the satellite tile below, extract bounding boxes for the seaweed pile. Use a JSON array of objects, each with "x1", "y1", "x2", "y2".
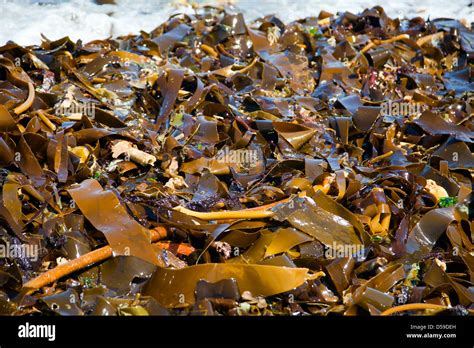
[{"x1": 0, "y1": 5, "x2": 473, "y2": 316}]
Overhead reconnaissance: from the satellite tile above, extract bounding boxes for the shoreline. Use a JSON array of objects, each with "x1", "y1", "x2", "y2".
[{"x1": 0, "y1": 0, "x2": 472, "y2": 46}]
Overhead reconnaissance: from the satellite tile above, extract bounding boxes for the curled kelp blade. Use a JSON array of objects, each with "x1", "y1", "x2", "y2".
[{"x1": 404, "y1": 207, "x2": 455, "y2": 261}]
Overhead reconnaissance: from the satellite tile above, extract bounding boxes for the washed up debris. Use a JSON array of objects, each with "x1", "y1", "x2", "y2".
[{"x1": 0, "y1": 4, "x2": 472, "y2": 316}]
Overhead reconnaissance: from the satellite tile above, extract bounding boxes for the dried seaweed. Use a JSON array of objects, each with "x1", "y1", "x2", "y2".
[{"x1": 0, "y1": 4, "x2": 472, "y2": 316}]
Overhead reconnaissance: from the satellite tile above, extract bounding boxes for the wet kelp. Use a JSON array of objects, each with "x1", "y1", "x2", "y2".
[{"x1": 0, "y1": 5, "x2": 473, "y2": 316}]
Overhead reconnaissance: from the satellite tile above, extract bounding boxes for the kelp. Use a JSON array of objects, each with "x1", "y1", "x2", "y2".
[
  {"x1": 0, "y1": 4, "x2": 472, "y2": 316},
  {"x1": 67, "y1": 179, "x2": 165, "y2": 266},
  {"x1": 143, "y1": 263, "x2": 314, "y2": 307},
  {"x1": 271, "y1": 197, "x2": 363, "y2": 247}
]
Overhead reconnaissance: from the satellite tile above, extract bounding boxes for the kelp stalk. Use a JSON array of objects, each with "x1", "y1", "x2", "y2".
[
  {"x1": 174, "y1": 182, "x2": 332, "y2": 220},
  {"x1": 381, "y1": 303, "x2": 450, "y2": 316},
  {"x1": 13, "y1": 82, "x2": 35, "y2": 115},
  {"x1": 173, "y1": 205, "x2": 275, "y2": 220}
]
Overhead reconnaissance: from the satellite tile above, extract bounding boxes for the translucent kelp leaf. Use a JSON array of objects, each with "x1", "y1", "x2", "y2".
[
  {"x1": 0, "y1": 105, "x2": 17, "y2": 131},
  {"x1": 264, "y1": 228, "x2": 313, "y2": 258},
  {"x1": 271, "y1": 197, "x2": 363, "y2": 248},
  {"x1": 144, "y1": 264, "x2": 311, "y2": 307},
  {"x1": 68, "y1": 179, "x2": 164, "y2": 266},
  {"x1": 273, "y1": 122, "x2": 317, "y2": 150},
  {"x1": 423, "y1": 261, "x2": 474, "y2": 306},
  {"x1": 99, "y1": 256, "x2": 156, "y2": 295},
  {"x1": 404, "y1": 208, "x2": 455, "y2": 261}
]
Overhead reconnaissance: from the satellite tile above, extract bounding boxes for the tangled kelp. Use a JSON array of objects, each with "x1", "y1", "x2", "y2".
[{"x1": 0, "y1": 5, "x2": 473, "y2": 316}]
